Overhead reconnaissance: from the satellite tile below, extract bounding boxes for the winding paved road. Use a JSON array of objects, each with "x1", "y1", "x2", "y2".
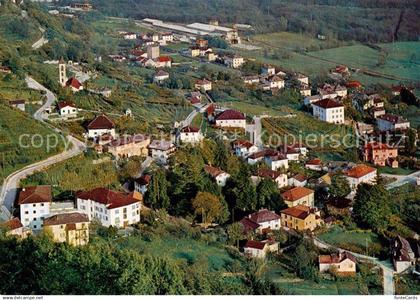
[
  {"x1": 0, "y1": 77, "x2": 86, "y2": 221},
  {"x1": 313, "y1": 237, "x2": 395, "y2": 295},
  {"x1": 383, "y1": 170, "x2": 420, "y2": 190}
]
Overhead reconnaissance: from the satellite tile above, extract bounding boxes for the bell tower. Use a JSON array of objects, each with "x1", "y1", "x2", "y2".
[{"x1": 58, "y1": 58, "x2": 67, "y2": 87}]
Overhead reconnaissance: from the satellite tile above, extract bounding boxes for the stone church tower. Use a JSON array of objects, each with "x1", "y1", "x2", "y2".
[{"x1": 58, "y1": 58, "x2": 67, "y2": 87}]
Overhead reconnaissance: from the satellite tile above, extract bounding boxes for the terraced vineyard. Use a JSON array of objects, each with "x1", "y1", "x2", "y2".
[
  {"x1": 0, "y1": 103, "x2": 64, "y2": 181},
  {"x1": 262, "y1": 112, "x2": 355, "y2": 154}
]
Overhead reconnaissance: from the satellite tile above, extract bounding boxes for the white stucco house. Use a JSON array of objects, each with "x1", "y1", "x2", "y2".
[
  {"x1": 376, "y1": 114, "x2": 410, "y2": 132},
  {"x1": 76, "y1": 188, "x2": 141, "y2": 228},
  {"x1": 215, "y1": 109, "x2": 246, "y2": 129},
  {"x1": 204, "y1": 165, "x2": 231, "y2": 187},
  {"x1": 178, "y1": 126, "x2": 203, "y2": 144},
  {"x1": 344, "y1": 164, "x2": 377, "y2": 191},
  {"x1": 58, "y1": 101, "x2": 77, "y2": 117},
  {"x1": 148, "y1": 140, "x2": 176, "y2": 164},
  {"x1": 87, "y1": 115, "x2": 116, "y2": 139},
  {"x1": 233, "y1": 139, "x2": 259, "y2": 158},
  {"x1": 312, "y1": 99, "x2": 345, "y2": 124},
  {"x1": 18, "y1": 185, "x2": 52, "y2": 231}
]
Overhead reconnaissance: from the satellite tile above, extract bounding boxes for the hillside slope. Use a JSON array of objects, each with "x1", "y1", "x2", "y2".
[{"x1": 85, "y1": 0, "x2": 420, "y2": 42}]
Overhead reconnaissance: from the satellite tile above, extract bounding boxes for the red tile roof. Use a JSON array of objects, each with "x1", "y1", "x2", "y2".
[
  {"x1": 256, "y1": 169, "x2": 282, "y2": 180},
  {"x1": 377, "y1": 114, "x2": 408, "y2": 124},
  {"x1": 0, "y1": 218, "x2": 23, "y2": 231},
  {"x1": 58, "y1": 100, "x2": 76, "y2": 109},
  {"x1": 9, "y1": 99, "x2": 25, "y2": 105},
  {"x1": 345, "y1": 164, "x2": 376, "y2": 179},
  {"x1": 312, "y1": 98, "x2": 343, "y2": 109},
  {"x1": 135, "y1": 174, "x2": 151, "y2": 186},
  {"x1": 280, "y1": 205, "x2": 312, "y2": 220},
  {"x1": 87, "y1": 115, "x2": 115, "y2": 130},
  {"x1": 239, "y1": 218, "x2": 260, "y2": 233},
  {"x1": 18, "y1": 186, "x2": 52, "y2": 205},
  {"x1": 319, "y1": 252, "x2": 356, "y2": 264},
  {"x1": 306, "y1": 159, "x2": 322, "y2": 166},
  {"x1": 155, "y1": 70, "x2": 169, "y2": 77},
  {"x1": 216, "y1": 109, "x2": 245, "y2": 121},
  {"x1": 346, "y1": 81, "x2": 362, "y2": 88},
  {"x1": 293, "y1": 173, "x2": 307, "y2": 182},
  {"x1": 181, "y1": 126, "x2": 200, "y2": 133},
  {"x1": 66, "y1": 77, "x2": 82, "y2": 89},
  {"x1": 43, "y1": 212, "x2": 89, "y2": 226},
  {"x1": 204, "y1": 165, "x2": 226, "y2": 178},
  {"x1": 233, "y1": 139, "x2": 254, "y2": 149},
  {"x1": 76, "y1": 188, "x2": 140, "y2": 209},
  {"x1": 196, "y1": 79, "x2": 211, "y2": 85},
  {"x1": 281, "y1": 187, "x2": 314, "y2": 202},
  {"x1": 244, "y1": 240, "x2": 266, "y2": 250},
  {"x1": 158, "y1": 56, "x2": 171, "y2": 62},
  {"x1": 248, "y1": 209, "x2": 280, "y2": 223}
]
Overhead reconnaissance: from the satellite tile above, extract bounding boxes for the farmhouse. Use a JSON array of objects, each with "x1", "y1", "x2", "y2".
[
  {"x1": 153, "y1": 70, "x2": 170, "y2": 83},
  {"x1": 240, "y1": 209, "x2": 281, "y2": 234},
  {"x1": 223, "y1": 55, "x2": 244, "y2": 69},
  {"x1": 390, "y1": 236, "x2": 416, "y2": 273},
  {"x1": 204, "y1": 165, "x2": 230, "y2": 187},
  {"x1": 363, "y1": 141, "x2": 398, "y2": 168},
  {"x1": 305, "y1": 159, "x2": 323, "y2": 171},
  {"x1": 17, "y1": 185, "x2": 52, "y2": 231},
  {"x1": 319, "y1": 252, "x2": 357, "y2": 275},
  {"x1": 288, "y1": 174, "x2": 308, "y2": 187},
  {"x1": 87, "y1": 115, "x2": 116, "y2": 139},
  {"x1": 281, "y1": 187, "x2": 314, "y2": 208},
  {"x1": 280, "y1": 205, "x2": 321, "y2": 231},
  {"x1": 134, "y1": 174, "x2": 152, "y2": 194},
  {"x1": 344, "y1": 164, "x2": 377, "y2": 191},
  {"x1": 43, "y1": 212, "x2": 90, "y2": 246},
  {"x1": 0, "y1": 218, "x2": 31, "y2": 238},
  {"x1": 66, "y1": 77, "x2": 83, "y2": 92},
  {"x1": 215, "y1": 109, "x2": 246, "y2": 129},
  {"x1": 178, "y1": 126, "x2": 203, "y2": 144},
  {"x1": 148, "y1": 140, "x2": 176, "y2": 164},
  {"x1": 9, "y1": 99, "x2": 26, "y2": 111},
  {"x1": 244, "y1": 240, "x2": 279, "y2": 259},
  {"x1": 312, "y1": 99, "x2": 345, "y2": 124},
  {"x1": 76, "y1": 188, "x2": 141, "y2": 228},
  {"x1": 195, "y1": 79, "x2": 212, "y2": 91},
  {"x1": 264, "y1": 151, "x2": 289, "y2": 171},
  {"x1": 255, "y1": 169, "x2": 288, "y2": 189},
  {"x1": 58, "y1": 101, "x2": 77, "y2": 117},
  {"x1": 376, "y1": 114, "x2": 410, "y2": 132},
  {"x1": 105, "y1": 134, "x2": 150, "y2": 159},
  {"x1": 232, "y1": 139, "x2": 259, "y2": 158}
]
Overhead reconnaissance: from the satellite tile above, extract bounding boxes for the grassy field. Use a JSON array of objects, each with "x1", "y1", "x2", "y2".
[
  {"x1": 0, "y1": 103, "x2": 64, "y2": 182},
  {"x1": 21, "y1": 153, "x2": 120, "y2": 196},
  {"x1": 309, "y1": 42, "x2": 420, "y2": 82},
  {"x1": 378, "y1": 166, "x2": 416, "y2": 176},
  {"x1": 241, "y1": 33, "x2": 419, "y2": 85},
  {"x1": 220, "y1": 101, "x2": 289, "y2": 117},
  {"x1": 250, "y1": 32, "x2": 348, "y2": 52},
  {"x1": 0, "y1": 74, "x2": 44, "y2": 103},
  {"x1": 264, "y1": 261, "x2": 379, "y2": 295},
  {"x1": 318, "y1": 226, "x2": 382, "y2": 256}
]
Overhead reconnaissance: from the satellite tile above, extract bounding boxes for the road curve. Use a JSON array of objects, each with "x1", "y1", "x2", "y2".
[{"x1": 0, "y1": 77, "x2": 86, "y2": 221}]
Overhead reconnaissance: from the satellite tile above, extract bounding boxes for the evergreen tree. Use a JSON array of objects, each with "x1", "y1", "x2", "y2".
[{"x1": 145, "y1": 170, "x2": 170, "y2": 209}]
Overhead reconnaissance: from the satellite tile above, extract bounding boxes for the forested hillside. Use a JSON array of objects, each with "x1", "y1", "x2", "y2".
[{"x1": 81, "y1": 0, "x2": 420, "y2": 42}]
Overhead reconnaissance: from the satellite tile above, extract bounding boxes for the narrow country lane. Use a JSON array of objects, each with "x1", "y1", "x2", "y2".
[{"x1": 0, "y1": 77, "x2": 86, "y2": 221}]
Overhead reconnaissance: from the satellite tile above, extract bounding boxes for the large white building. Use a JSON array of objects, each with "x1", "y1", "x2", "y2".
[
  {"x1": 178, "y1": 126, "x2": 203, "y2": 144},
  {"x1": 312, "y1": 98, "x2": 345, "y2": 124},
  {"x1": 215, "y1": 109, "x2": 246, "y2": 129},
  {"x1": 344, "y1": 164, "x2": 377, "y2": 191},
  {"x1": 76, "y1": 188, "x2": 141, "y2": 228},
  {"x1": 18, "y1": 185, "x2": 52, "y2": 230},
  {"x1": 376, "y1": 114, "x2": 410, "y2": 131},
  {"x1": 87, "y1": 115, "x2": 116, "y2": 139},
  {"x1": 224, "y1": 55, "x2": 244, "y2": 69}
]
